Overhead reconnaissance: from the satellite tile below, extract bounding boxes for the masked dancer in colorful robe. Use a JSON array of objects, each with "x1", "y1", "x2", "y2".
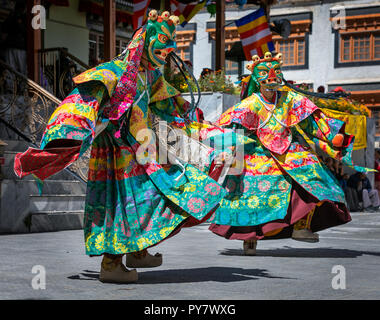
[
  {"x1": 206, "y1": 52, "x2": 370, "y2": 255},
  {"x1": 14, "y1": 11, "x2": 226, "y2": 283}
]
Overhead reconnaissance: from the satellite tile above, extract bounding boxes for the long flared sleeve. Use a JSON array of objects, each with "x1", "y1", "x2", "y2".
[
  {"x1": 297, "y1": 107, "x2": 373, "y2": 172},
  {"x1": 14, "y1": 61, "x2": 123, "y2": 181}
]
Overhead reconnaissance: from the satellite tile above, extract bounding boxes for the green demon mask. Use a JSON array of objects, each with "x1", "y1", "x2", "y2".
[
  {"x1": 246, "y1": 52, "x2": 284, "y2": 95},
  {"x1": 144, "y1": 10, "x2": 179, "y2": 68}
]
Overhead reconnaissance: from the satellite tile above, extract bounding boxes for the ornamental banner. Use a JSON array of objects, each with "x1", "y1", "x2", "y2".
[{"x1": 321, "y1": 108, "x2": 367, "y2": 150}]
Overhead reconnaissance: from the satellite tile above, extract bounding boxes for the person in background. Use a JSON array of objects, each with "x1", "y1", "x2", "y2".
[
  {"x1": 334, "y1": 160, "x2": 344, "y2": 184},
  {"x1": 200, "y1": 68, "x2": 213, "y2": 79},
  {"x1": 342, "y1": 173, "x2": 360, "y2": 212},
  {"x1": 340, "y1": 173, "x2": 349, "y2": 192},
  {"x1": 325, "y1": 157, "x2": 334, "y2": 170},
  {"x1": 374, "y1": 149, "x2": 380, "y2": 195},
  {"x1": 325, "y1": 157, "x2": 338, "y2": 177},
  {"x1": 331, "y1": 86, "x2": 345, "y2": 94},
  {"x1": 184, "y1": 60, "x2": 193, "y2": 71},
  {"x1": 348, "y1": 172, "x2": 380, "y2": 212},
  {"x1": 325, "y1": 157, "x2": 344, "y2": 183},
  {"x1": 317, "y1": 86, "x2": 325, "y2": 93}
]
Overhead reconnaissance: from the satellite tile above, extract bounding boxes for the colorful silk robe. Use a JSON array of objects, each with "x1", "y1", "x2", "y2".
[
  {"x1": 14, "y1": 48, "x2": 226, "y2": 256},
  {"x1": 204, "y1": 89, "x2": 359, "y2": 228}
]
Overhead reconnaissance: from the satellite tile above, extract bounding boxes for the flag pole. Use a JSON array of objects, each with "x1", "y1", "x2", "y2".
[{"x1": 215, "y1": 0, "x2": 225, "y2": 72}]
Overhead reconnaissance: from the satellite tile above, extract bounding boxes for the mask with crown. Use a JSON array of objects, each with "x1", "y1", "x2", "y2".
[
  {"x1": 246, "y1": 52, "x2": 284, "y2": 92},
  {"x1": 144, "y1": 10, "x2": 180, "y2": 68}
]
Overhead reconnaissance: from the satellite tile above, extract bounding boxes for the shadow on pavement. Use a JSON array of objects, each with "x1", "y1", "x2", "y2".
[
  {"x1": 68, "y1": 270, "x2": 99, "y2": 281},
  {"x1": 220, "y1": 246, "x2": 380, "y2": 258},
  {"x1": 138, "y1": 267, "x2": 290, "y2": 284},
  {"x1": 67, "y1": 267, "x2": 292, "y2": 284}
]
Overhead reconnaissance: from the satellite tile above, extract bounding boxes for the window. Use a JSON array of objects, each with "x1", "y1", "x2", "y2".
[
  {"x1": 89, "y1": 33, "x2": 104, "y2": 67},
  {"x1": 225, "y1": 43, "x2": 239, "y2": 75},
  {"x1": 225, "y1": 59, "x2": 239, "y2": 75},
  {"x1": 175, "y1": 28, "x2": 196, "y2": 66},
  {"x1": 340, "y1": 32, "x2": 380, "y2": 63},
  {"x1": 116, "y1": 39, "x2": 129, "y2": 57},
  {"x1": 177, "y1": 46, "x2": 191, "y2": 62},
  {"x1": 206, "y1": 23, "x2": 241, "y2": 75},
  {"x1": 274, "y1": 37, "x2": 305, "y2": 66},
  {"x1": 332, "y1": 9, "x2": 380, "y2": 67},
  {"x1": 271, "y1": 16, "x2": 311, "y2": 69},
  {"x1": 89, "y1": 31, "x2": 130, "y2": 67}
]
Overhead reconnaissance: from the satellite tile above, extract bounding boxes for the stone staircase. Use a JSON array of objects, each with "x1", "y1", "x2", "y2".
[{"x1": 0, "y1": 139, "x2": 86, "y2": 233}]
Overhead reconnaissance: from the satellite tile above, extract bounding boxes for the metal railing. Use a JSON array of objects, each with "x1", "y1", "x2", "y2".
[
  {"x1": 0, "y1": 59, "x2": 90, "y2": 183},
  {"x1": 39, "y1": 47, "x2": 89, "y2": 100}
]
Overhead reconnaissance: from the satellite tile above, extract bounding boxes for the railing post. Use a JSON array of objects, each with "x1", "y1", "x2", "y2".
[
  {"x1": 0, "y1": 139, "x2": 6, "y2": 219},
  {"x1": 104, "y1": 0, "x2": 116, "y2": 61},
  {"x1": 0, "y1": 140, "x2": 6, "y2": 181},
  {"x1": 215, "y1": 0, "x2": 226, "y2": 72},
  {"x1": 27, "y1": 0, "x2": 42, "y2": 83}
]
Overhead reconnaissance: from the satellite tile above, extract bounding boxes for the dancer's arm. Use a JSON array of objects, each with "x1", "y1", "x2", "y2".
[
  {"x1": 14, "y1": 71, "x2": 113, "y2": 181},
  {"x1": 296, "y1": 107, "x2": 373, "y2": 172},
  {"x1": 41, "y1": 83, "x2": 108, "y2": 155},
  {"x1": 297, "y1": 109, "x2": 353, "y2": 156}
]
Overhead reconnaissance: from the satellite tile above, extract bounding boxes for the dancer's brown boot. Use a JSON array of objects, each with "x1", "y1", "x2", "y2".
[
  {"x1": 243, "y1": 240, "x2": 257, "y2": 256},
  {"x1": 125, "y1": 249, "x2": 163, "y2": 268},
  {"x1": 292, "y1": 228, "x2": 319, "y2": 243},
  {"x1": 99, "y1": 254, "x2": 138, "y2": 283},
  {"x1": 292, "y1": 213, "x2": 319, "y2": 243}
]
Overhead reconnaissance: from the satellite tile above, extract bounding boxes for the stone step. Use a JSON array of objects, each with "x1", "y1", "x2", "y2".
[
  {"x1": 1, "y1": 140, "x2": 88, "y2": 234},
  {"x1": 2, "y1": 151, "x2": 18, "y2": 179},
  {"x1": 27, "y1": 210, "x2": 84, "y2": 233},
  {"x1": 29, "y1": 194, "x2": 86, "y2": 212},
  {"x1": 1, "y1": 179, "x2": 87, "y2": 196}
]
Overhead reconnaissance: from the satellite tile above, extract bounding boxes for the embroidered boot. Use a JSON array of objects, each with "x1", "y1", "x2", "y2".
[
  {"x1": 125, "y1": 249, "x2": 163, "y2": 268},
  {"x1": 291, "y1": 208, "x2": 319, "y2": 243},
  {"x1": 99, "y1": 254, "x2": 138, "y2": 283},
  {"x1": 292, "y1": 228, "x2": 319, "y2": 242}
]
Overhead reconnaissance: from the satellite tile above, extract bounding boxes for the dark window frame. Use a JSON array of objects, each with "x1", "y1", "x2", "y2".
[
  {"x1": 274, "y1": 33, "x2": 310, "y2": 71},
  {"x1": 333, "y1": 29, "x2": 380, "y2": 68},
  {"x1": 332, "y1": 6, "x2": 380, "y2": 68},
  {"x1": 175, "y1": 22, "x2": 196, "y2": 67}
]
